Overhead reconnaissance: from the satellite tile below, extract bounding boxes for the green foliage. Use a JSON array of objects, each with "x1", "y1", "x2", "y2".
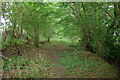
[
  {"x1": 1, "y1": 2, "x2": 120, "y2": 69},
  {"x1": 104, "y1": 28, "x2": 120, "y2": 63},
  {"x1": 2, "y1": 36, "x2": 23, "y2": 48},
  {"x1": 59, "y1": 51, "x2": 100, "y2": 71},
  {"x1": 3, "y1": 56, "x2": 30, "y2": 71},
  {"x1": 3, "y1": 56, "x2": 52, "y2": 78},
  {"x1": 59, "y1": 50, "x2": 117, "y2": 77}
]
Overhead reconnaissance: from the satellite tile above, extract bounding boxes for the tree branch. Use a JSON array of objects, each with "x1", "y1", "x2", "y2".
[
  {"x1": 69, "y1": 3, "x2": 80, "y2": 21},
  {"x1": 96, "y1": 3, "x2": 113, "y2": 20},
  {"x1": 0, "y1": 54, "x2": 11, "y2": 61}
]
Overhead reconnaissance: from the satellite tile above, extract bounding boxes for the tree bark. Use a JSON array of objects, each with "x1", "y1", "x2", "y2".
[
  {"x1": 34, "y1": 26, "x2": 39, "y2": 47},
  {"x1": 12, "y1": 19, "x2": 16, "y2": 38},
  {"x1": 47, "y1": 36, "x2": 51, "y2": 42}
]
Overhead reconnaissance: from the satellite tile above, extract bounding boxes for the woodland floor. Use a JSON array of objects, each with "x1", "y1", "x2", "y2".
[{"x1": 2, "y1": 42, "x2": 119, "y2": 78}]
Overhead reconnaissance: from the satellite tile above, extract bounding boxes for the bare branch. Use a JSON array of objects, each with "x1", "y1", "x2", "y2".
[{"x1": 0, "y1": 54, "x2": 11, "y2": 61}]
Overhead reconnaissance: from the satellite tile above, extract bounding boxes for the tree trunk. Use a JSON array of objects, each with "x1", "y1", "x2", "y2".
[
  {"x1": 34, "y1": 26, "x2": 39, "y2": 47},
  {"x1": 118, "y1": 59, "x2": 120, "y2": 77},
  {"x1": 47, "y1": 36, "x2": 51, "y2": 42},
  {"x1": 12, "y1": 19, "x2": 17, "y2": 38}
]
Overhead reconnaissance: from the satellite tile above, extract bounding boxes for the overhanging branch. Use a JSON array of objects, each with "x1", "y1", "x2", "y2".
[{"x1": 96, "y1": 3, "x2": 113, "y2": 20}]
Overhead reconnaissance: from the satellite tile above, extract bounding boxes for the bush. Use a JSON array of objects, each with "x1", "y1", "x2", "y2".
[{"x1": 104, "y1": 28, "x2": 120, "y2": 64}]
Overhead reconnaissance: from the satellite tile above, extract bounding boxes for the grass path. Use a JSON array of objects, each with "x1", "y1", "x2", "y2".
[
  {"x1": 39, "y1": 42, "x2": 74, "y2": 78},
  {"x1": 2, "y1": 42, "x2": 118, "y2": 78}
]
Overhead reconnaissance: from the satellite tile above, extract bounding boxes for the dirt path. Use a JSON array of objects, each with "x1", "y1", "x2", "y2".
[
  {"x1": 40, "y1": 42, "x2": 74, "y2": 78},
  {"x1": 3, "y1": 42, "x2": 74, "y2": 78}
]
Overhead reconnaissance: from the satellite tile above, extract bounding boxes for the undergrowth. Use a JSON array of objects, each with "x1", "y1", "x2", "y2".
[
  {"x1": 2, "y1": 56, "x2": 53, "y2": 78},
  {"x1": 58, "y1": 50, "x2": 117, "y2": 78}
]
